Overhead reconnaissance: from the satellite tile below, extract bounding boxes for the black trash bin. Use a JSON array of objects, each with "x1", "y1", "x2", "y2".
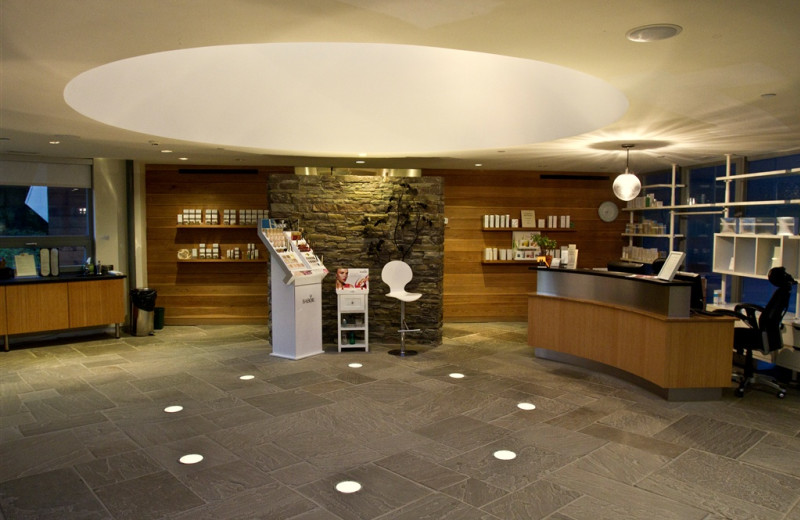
[{"x1": 130, "y1": 288, "x2": 157, "y2": 336}]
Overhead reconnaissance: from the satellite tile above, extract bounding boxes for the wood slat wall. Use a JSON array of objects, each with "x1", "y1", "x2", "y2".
[
  {"x1": 145, "y1": 165, "x2": 291, "y2": 325},
  {"x1": 431, "y1": 169, "x2": 628, "y2": 322}
]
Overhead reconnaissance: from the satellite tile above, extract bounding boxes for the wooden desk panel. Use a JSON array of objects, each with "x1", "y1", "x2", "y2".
[
  {"x1": 0, "y1": 287, "x2": 7, "y2": 336},
  {"x1": 6, "y1": 283, "x2": 70, "y2": 334},
  {"x1": 68, "y1": 279, "x2": 126, "y2": 328},
  {"x1": 528, "y1": 294, "x2": 734, "y2": 400}
]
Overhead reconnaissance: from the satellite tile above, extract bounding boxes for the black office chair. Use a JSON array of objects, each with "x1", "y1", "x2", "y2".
[{"x1": 714, "y1": 266, "x2": 796, "y2": 398}]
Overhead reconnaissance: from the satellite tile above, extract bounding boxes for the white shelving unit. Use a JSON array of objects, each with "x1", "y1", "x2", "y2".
[
  {"x1": 709, "y1": 157, "x2": 800, "y2": 319},
  {"x1": 337, "y1": 293, "x2": 369, "y2": 352}
]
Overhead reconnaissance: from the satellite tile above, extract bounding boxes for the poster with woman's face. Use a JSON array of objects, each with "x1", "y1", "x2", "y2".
[{"x1": 335, "y1": 267, "x2": 369, "y2": 293}]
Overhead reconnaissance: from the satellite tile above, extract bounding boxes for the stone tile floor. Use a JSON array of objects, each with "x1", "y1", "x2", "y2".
[{"x1": 1, "y1": 322, "x2": 799, "y2": 519}]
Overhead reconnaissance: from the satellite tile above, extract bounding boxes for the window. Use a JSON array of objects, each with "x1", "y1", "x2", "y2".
[{"x1": 0, "y1": 158, "x2": 93, "y2": 273}]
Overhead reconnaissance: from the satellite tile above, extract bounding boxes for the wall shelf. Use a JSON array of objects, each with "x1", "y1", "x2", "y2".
[
  {"x1": 177, "y1": 258, "x2": 266, "y2": 263},
  {"x1": 482, "y1": 227, "x2": 576, "y2": 232}
]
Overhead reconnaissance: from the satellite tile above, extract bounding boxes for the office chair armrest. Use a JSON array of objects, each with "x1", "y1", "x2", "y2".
[
  {"x1": 733, "y1": 303, "x2": 764, "y2": 329},
  {"x1": 711, "y1": 307, "x2": 756, "y2": 328}
]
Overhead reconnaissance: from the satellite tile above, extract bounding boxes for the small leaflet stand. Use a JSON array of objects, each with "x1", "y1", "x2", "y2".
[{"x1": 259, "y1": 220, "x2": 328, "y2": 360}]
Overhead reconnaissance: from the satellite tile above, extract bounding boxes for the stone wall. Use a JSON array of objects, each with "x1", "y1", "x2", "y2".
[{"x1": 268, "y1": 174, "x2": 444, "y2": 346}]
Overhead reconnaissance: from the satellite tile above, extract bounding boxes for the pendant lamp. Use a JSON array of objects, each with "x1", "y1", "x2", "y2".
[{"x1": 612, "y1": 144, "x2": 641, "y2": 201}]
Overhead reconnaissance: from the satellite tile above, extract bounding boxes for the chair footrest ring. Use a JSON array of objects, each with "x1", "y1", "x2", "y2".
[{"x1": 399, "y1": 328, "x2": 421, "y2": 333}]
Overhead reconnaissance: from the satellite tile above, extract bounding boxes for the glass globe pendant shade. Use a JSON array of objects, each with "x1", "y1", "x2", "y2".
[{"x1": 612, "y1": 168, "x2": 641, "y2": 201}]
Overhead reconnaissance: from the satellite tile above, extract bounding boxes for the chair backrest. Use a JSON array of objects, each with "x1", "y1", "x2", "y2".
[
  {"x1": 381, "y1": 260, "x2": 413, "y2": 293},
  {"x1": 759, "y1": 267, "x2": 797, "y2": 351}
]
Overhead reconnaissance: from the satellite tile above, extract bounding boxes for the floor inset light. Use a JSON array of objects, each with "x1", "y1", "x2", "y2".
[
  {"x1": 517, "y1": 402, "x2": 536, "y2": 410},
  {"x1": 449, "y1": 373, "x2": 465, "y2": 379},
  {"x1": 493, "y1": 450, "x2": 517, "y2": 460},
  {"x1": 239, "y1": 375, "x2": 255, "y2": 380},
  {"x1": 335, "y1": 480, "x2": 362, "y2": 493},
  {"x1": 164, "y1": 405, "x2": 184, "y2": 413},
  {"x1": 348, "y1": 363, "x2": 363, "y2": 368},
  {"x1": 179, "y1": 454, "x2": 204, "y2": 465}
]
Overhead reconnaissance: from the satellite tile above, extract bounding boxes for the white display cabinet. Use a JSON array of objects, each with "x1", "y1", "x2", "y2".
[
  {"x1": 258, "y1": 222, "x2": 328, "y2": 359},
  {"x1": 337, "y1": 293, "x2": 369, "y2": 352}
]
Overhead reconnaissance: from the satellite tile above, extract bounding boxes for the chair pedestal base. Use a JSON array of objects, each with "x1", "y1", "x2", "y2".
[
  {"x1": 389, "y1": 300, "x2": 420, "y2": 357},
  {"x1": 388, "y1": 348, "x2": 418, "y2": 357}
]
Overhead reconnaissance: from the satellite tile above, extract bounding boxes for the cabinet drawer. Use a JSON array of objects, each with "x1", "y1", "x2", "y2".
[{"x1": 340, "y1": 294, "x2": 366, "y2": 311}]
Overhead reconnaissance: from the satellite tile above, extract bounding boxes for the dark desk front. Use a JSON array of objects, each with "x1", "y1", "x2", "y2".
[{"x1": 528, "y1": 269, "x2": 734, "y2": 400}]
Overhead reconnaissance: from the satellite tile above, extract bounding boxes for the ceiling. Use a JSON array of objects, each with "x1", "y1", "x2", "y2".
[{"x1": 2, "y1": 0, "x2": 799, "y2": 174}]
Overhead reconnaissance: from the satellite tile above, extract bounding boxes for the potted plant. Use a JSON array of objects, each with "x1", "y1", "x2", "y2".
[{"x1": 532, "y1": 234, "x2": 558, "y2": 267}]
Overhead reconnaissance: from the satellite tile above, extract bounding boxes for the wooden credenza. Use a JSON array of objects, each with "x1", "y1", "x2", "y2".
[{"x1": 1, "y1": 275, "x2": 126, "y2": 351}]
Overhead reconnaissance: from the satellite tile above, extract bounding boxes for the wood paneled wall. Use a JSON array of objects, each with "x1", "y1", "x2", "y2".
[
  {"x1": 145, "y1": 165, "x2": 291, "y2": 325},
  {"x1": 431, "y1": 169, "x2": 628, "y2": 322}
]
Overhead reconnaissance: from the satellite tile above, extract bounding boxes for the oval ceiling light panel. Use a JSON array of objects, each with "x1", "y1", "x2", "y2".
[{"x1": 65, "y1": 43, "x2": 627, "y2": 157}]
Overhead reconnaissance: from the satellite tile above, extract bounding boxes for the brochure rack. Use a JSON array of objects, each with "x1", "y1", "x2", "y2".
[{"x1": 258, "y1": 220, "x2": 328, "y2": 359}]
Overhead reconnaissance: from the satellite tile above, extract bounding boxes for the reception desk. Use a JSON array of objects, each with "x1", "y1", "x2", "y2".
[{"x1": 528, "y1": 269, "x2": 734, "y2": 400}]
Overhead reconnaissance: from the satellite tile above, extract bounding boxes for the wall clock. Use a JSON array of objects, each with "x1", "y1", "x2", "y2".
[{"x1": 598, "y1": 201, "x2": 619, "y2": 222}]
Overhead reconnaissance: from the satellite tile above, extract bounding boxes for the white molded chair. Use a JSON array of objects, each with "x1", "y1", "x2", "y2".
[{"x1": 382, "y1": 260, "x2": 422, "y2": 357}]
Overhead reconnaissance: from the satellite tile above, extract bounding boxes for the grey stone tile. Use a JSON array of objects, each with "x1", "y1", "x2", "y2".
[
  {"x1": 653, "y1": 415, "x2": 767, "y2": 458},
  {"x1": 375, "y1": 452, "x2": 467, "y2": 490},
  {"x1": 570, "y1": 442, "x2": 672, "y2": 485},
  {"x1": 414, "y1": 415, "x2": 511, "y2": 451},
  {"x1": 480, "y1": 479, "x2": 581, "y2": 519},
  {"x1": 75, "y1": 450, "x2": 162, "y2": 489},
  {"x1": 348, "y1": 378, "x2": 425, "y2": 403},
  {"x1": 267, "y1": 370, "x2": 330, "y2": 389},
  {"x1": 144, "y1": 435, "x2": 240, "y2": 476},
  {"x1": 579, "y1": 423, "x2": 688, "y2": 459},
  {"x1": 637, "y1": 448, "x2": 800, "y2": 518},
  {"x1": 738, "y1": 432, "x2": 800, "y2": 477},
  {"x1": 512, "y1": 422, "x2": 607, "y2": 458},
  {"x1": 180, "y1": 460, "x2": 275, "y2": 501},
  {"x1": 297, "y1": 464, "x2": 432, "y2": 520},
  {"x1": 443, "y1": 437, "x2": 573, "y2": 492},
  {"x1": 441, "y1": 477, "x2": 508, "y2": 508},
  {"x1": 245, "y1": 389, "x2": 332, "y2": 415},
  {"x1": 170, "y1": 482, "x2": 317, "y2": 520},
  {"x1": 0, "y1": 430, "x2": 95, "y2": 482},
  {"x1": 546, "y1": 465, "x2": 709, "y2": 520},
  {"x1": 0, "y1": 467, "x2": 109, "y2": 520},
  {"x1": 93, "y1": 470, "x2": 204, "y2": 520},
  {"x1": 379, "y1": 492, "x2": 495, "y2": 519}
]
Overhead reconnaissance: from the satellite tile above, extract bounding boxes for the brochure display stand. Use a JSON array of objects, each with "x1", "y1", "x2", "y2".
[{"x1": 259, "y1": 220, "x2": 328, "y2": 360}]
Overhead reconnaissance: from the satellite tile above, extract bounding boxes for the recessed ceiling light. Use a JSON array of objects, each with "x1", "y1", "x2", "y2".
[
  {"x1": 239, "y1": 374, "x2": 255, "y2": 380},
  {"x1": 164, "y1": 405, "x2": 184, "y2": 413},
  {"x1": 517, "y1": 402, "x2": 536, "y2": 410},
  {"x1": 626, "y1": 24, "x2": 683, "y2": 42},
  {"x1": 348, "y1": 363, "x2": 363, "y2": 368},
  {"x1": 161, "y1": 149, "x2": 173, "y2": 153},
  {"x1": 179, "y1": 157, "x2": 188, "y2": 161},
  {"x1": 449, "y1": 373, "x2": 465, "y2": 379},
  {"x1": 49, "y1": 140, "x2": 60, "y2": 145},
  {"x1": 475, "y1": 163, "x2": 483, "y2": 167},
  {"x1": 356, "y1": 160, "x2": 365, "y2": 164}
]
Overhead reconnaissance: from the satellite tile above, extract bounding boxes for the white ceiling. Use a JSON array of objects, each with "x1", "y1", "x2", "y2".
[{"x1": 2, "y1": 0, "x2": 799, "y2": 174}]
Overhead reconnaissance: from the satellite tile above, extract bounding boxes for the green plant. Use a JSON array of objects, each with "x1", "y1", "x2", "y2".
[
  {"x1": 532, "y1": 234, "x2": 558, "y2": 251},
  {"x1": 361, "y1": 181, "x2": 433, "y2": 262}
]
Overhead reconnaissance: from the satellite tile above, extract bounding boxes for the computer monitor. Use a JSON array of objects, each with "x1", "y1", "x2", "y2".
[
  {"x1": 674, "y1": 271, "x2": 706, "y2": 312},
  {"x1": 657, "y1": 251, "x2": 685, "y2": 281}
]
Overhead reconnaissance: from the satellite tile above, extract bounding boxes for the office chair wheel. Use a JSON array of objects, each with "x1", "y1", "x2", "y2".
[
  {"x1": 777, "y1": 390, "x2": 786, "y2": 399},
  {"x1": 735, "y1": 387, "x2": 745, "y2": 398}
]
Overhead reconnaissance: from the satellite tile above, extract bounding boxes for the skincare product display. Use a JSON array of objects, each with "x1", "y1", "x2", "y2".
[
  {"x1": 621, "y1": 245, "x2": 662, "y2": 264},
  {"x1": 482, "y1": 213, "x2": 572, "y2": 229},
  {"x1": 178, "y1": 208, "x2": 267, "y2": 225},
  {"x1": 625, "y1": 218, "x2": 666, "y2": 235},
  {"x1": 625, "y1": 193, "x2": 664, "y2": 209}
]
